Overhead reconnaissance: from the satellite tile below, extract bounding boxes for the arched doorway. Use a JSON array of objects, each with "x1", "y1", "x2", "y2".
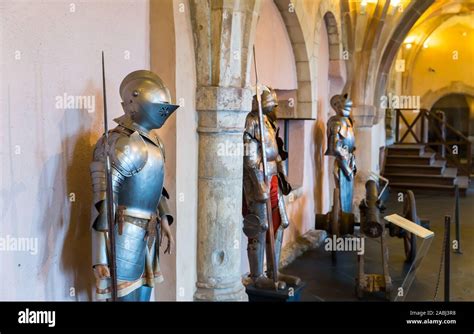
[
  {"x1": 431, "y1": 94, "x2": 471, "y2": 137},
  {"x1": 430, "y1": 93, "x2": 473, "y2": 158}
]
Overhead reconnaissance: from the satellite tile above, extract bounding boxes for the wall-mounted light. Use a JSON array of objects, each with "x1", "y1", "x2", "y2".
[
  {"x1": 361, "y1": 0, "x2": 367, "y2": 15},
  {"x1": 389, "y1": 0, "x2": 403, "y2": 15},
  {"x1": 404, "y1": 35, "x2": 416, "y2": 44},
  {"x1": 360, "y1": 0, "x2": 376, "y2": 15},
  {"x1": 391, "y1": 0, "x2": 400, "y2": 7},
  {"x1": 423, "y1": 41, "x2": 429, "y2": 49},
  {"x1": 403, "y1": 35, "x2": 416, "y2": 50}
]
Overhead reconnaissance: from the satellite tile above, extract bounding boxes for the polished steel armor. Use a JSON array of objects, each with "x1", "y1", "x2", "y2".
[
  {"x1": 243, "y1": 86, "x2": 300, "y2": 289},
  {"x1": 325, "y1": 93, "x2": 356, "y2": 213},
  {"x1": 90, "y1": 70, "x2": 177, "y2": 301}
]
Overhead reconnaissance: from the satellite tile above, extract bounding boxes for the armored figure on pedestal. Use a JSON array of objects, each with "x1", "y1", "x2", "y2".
[
  {"x1": 326, "y1": 93, "x2": 357, "y2": 213},
  {"x1": 90, "y1": 70, "x2": 178, "y2": 301},
  {"x1": 242, "y1": 86, "x2": 300, "y2": 289}
]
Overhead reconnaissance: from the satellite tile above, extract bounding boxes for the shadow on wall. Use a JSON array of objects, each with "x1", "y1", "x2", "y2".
[
  {"x1": 286, "y1": 195, "x2": 308, "y2": 244},
  {"x1": 313, "y1": 119, "x2": 326, "y2": 214},
  {"x1": 63, "y1": 128, "x2": 96, "y2": 301},
  {"x1": 37, "y1": 87, "x2": 101, "y2": 301},
  {"x1": 37, "y1": 152, "x2": 67, "y2": 298}
]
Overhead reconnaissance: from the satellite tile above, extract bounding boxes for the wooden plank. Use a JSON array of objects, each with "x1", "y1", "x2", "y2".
[
  {"x1": 420, "y1": 110, "x2": 425, "y2": 143},
  {"x1": 384, "y1": 214, "x2": 434, "y2": 239},
  {"x1": 395, "y1": 110, "x2": 400, "y2": 142},
  {"x1": 399, "y1": 111, "x2": 422, "y2": 143}
]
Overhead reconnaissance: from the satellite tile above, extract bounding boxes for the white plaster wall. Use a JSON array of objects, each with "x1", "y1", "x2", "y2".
[
  {"x1": 150, "y1": 0, "x2": 178, "y2": 302},
  {"x1": 173, "y1": 0, "x2": 198, "y2": 301},
  {"x1": 315, "y1": 20, "x2": 331, "y2": 215},
  {"x1": 372, "y1": 120, "x2": 386, "y2": 173},
  {"x1": 284, "y1": 119, "x2": 316, "y2": 243},
  {"x1": 251, "y1": 0, "x2": 297, "y2": 90},
  {"x1": 149, "y1": 0, "x2": 198, "y2": 301},
  {"x1": 353, "y1": 120, "x2": 385, "y2": 214},
  {"x1": 0, "y1": 0, "x2": 149, "y2": 300},
  {"x1": 285, "y1": 19, "x2": 332, "y2": 244}
]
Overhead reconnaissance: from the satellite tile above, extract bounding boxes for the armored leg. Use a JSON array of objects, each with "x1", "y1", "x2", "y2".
[
  {"x1": 248, "y1": 235, "x2": 276, "y2": 289},
  {"x1": 266, "y1": 226, "x2": 301, "y2": 286},
  {"x1": 266, "y1": 193, "x2": 301, "y2": 286},
  {"x1": 265, "y1": 225, "x2": 282, "y2": 277},
  {"x1": 243, "y1": 204, "x2": 275, "y2": 290},
  {"x1": 274, "y1": 226, "x2": 283, "y2": 272},
  {"x1": 339, "y1": 169, "x2": 353, "y2": 213}
]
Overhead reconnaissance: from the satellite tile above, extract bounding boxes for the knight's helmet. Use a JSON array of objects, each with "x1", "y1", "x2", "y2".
[
  {"x1": 330, "y1": 93, "x2": 352, "y2": 117},
  {"x1": 119, "y1": 70, "x2": 179, "y2": 129},
  {"x1": 252, "y1": 85, "x2": 279, "y2": 114}
]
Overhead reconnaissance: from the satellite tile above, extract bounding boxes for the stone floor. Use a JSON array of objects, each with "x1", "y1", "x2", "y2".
[{"x1": 283, "y1": 183, "x2": 474, "y2": 301}]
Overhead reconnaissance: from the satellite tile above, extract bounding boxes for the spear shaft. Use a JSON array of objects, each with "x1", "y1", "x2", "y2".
[
  {"x1": 253, "y1": 47, "x2": 278, "y2": 287},
  {"x1": 102, "y1": 51, "x2": 118, "y2": 301}
]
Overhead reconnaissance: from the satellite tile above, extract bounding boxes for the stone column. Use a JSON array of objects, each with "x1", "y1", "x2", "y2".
[
  {"x1": 188, "y1": 0, "x2": 261, "y2": 301},
  {"x1": 193, "y1": 86, "x2": 252, "y2": 301}
]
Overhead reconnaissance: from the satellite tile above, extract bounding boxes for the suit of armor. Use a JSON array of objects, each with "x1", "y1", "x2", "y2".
[
  {"x1": 242, "y1": 87, "x2": 300, "y2": 289},
  {"x1": 90, "y1": 70, "x2": 178, "y2": 301},
  {"x1": 326, "y1": 94, "x2": 356, "y2": 213}
]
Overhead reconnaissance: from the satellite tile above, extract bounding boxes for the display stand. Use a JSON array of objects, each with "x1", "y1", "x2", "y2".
[
  {"x1": 245, "y1": 282, "x2": 306, "y2": 302},
  {"x1": 384, "y1": 214, "x2": 435, "y2": 301},
  {"x1": 356, "y1": 232, "x2": 392, "y2": 301}
]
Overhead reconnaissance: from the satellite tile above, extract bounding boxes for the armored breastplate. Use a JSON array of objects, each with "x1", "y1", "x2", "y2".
[
  {"x1": 263, "y1": 118, "x2": 278, "y2": 176},
  {"x1": 339, "y1": 117, "x2": 355, "y2": 153},
  {"x1": 117, "y1": 138, "x2": 164, "y2": 217}
]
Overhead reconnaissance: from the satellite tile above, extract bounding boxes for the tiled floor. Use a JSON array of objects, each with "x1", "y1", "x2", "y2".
[{"x1": 283, "y1": 183, "x2": 474, "y2": 301}]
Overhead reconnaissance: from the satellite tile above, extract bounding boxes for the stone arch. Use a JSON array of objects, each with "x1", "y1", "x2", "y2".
[
  {"x1": 272, "y1": 0, "x2": 345, "y2": 119},
  {"x1": 421, "y1": 81, "x2": 474, "y2": 110},
  {"x1": 373, "y1": 0, "x2": 435, "y2": 122},
  {"x1": 323, "y1": 10, "x2": 346, "y2": 96},
  {"x1": 314, "y1": 1, "x2": 345, "y2": 100},
  {"x1": 314, "y1": 1, "x2": 343, "y2": 61},
  {"x1": 323, "y1": 11, "x2": 341, "y2": 61},
  {"x1": 189, "y1": 0, "x2": 260, "y2": 89},
  {"x1": 273, "y1": 0, "x2": 314, "y2": 119}
]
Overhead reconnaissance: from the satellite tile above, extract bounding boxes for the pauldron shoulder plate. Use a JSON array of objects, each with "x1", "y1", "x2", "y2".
[
  {"x1": 327, "y1": 116, "x2": 343, "y2": 135},
  {"x1": 244, "y1": 112, "x2": 261, "y2": 142},
  {"x1": 110, "y1": 131, "x2": 148, "y2": 177}
]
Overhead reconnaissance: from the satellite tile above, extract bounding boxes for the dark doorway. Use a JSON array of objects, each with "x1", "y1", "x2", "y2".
[
  {"x1": 431, "y1": 94, "x2": 470, "y2": 137},
  {"x1": 429, "y1": 94, "x2": 471, "y2": 158}
]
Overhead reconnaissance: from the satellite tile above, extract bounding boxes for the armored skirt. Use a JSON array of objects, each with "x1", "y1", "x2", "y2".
[
  {"x1": 94, "y1": 216, "x2": 164, "y2": 300},
  {"x1": 337, "y1": 167, "x2": 354, "y2": 213}
]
